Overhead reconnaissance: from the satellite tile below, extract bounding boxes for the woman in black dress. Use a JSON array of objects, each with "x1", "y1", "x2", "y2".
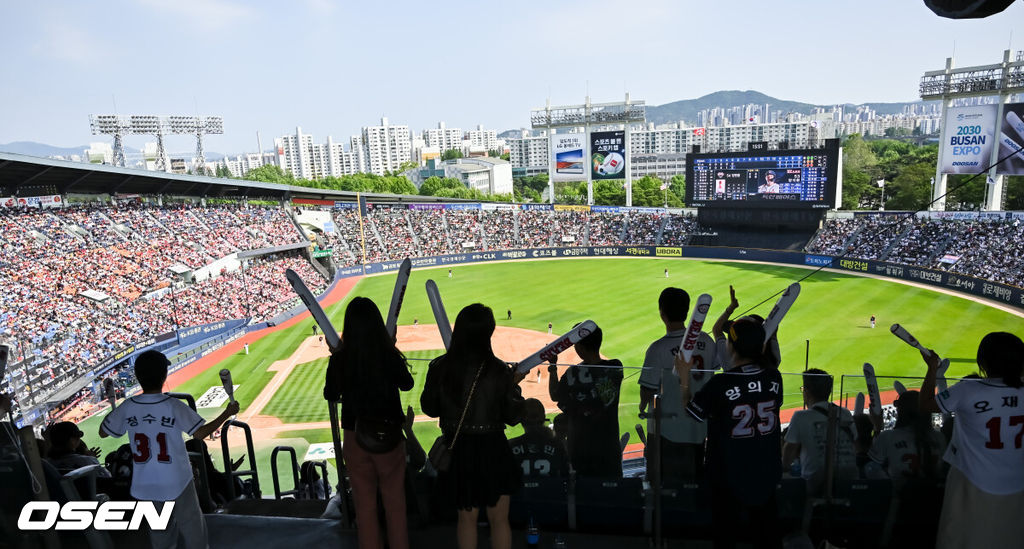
[
  {"x1": 421, "y1": 303, "x2": 524, "y2": 549},
  {"x1": 324, "y1": 297, "x2": 413, "y2": 549}
]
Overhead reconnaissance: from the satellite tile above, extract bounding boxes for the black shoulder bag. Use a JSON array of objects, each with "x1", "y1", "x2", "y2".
[{"x1": 428, "y1": 362, "x2": 484, "y2": 473}]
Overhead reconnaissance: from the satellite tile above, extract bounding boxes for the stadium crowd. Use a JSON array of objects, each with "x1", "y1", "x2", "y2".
[
  {"x1": 0, "y1": 203, "x2": 323, "y2": 419},
  {"x1": 806, "y1": 214, "x2": 1024, "y2": 287}
]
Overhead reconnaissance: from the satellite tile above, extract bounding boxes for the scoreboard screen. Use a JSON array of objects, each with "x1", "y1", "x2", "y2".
[{"x1": 686, "y1": 148, "x2": 841, "y2": 209}]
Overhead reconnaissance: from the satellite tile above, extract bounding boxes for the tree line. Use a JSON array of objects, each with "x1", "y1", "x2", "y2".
[
  {"x1": 238, "y1": 141, "x2": 1023, "y2": 211},
  {"x1": 841, "y1": 134, "x2": 1024, "y2": 211}
]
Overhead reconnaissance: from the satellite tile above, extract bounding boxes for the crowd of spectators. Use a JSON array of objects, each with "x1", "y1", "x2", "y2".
[
  {"x1": 552, "y1": 211, "x2": 587, "y2": 246},
  {"x1": 444, "y1": 209, "x2": 483, "y2": 250},
  {"x1": 807, "y1": 215, "x2": 1024, "y2": 287},
  {"x1": 623, "y1": 212, "x2": 665, "y2": 246},
  {"x1": 660, "y1": 215, "x2": 701, "y2": 246},
  {"x1": 366, "y1": 208, "x2": 419, "y2": 263},
  {"x1": 589, "y1": 213, "x2": 626, "y2": 246},
  {"x1": 0, "y1": 202, "x2": 320, "y2": 416},
  {"x1": 517, "y1": 210, "x2": 555, "y2": 248}
]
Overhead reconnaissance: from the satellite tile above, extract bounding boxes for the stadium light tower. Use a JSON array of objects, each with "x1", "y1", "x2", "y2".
[
  {"x1": 89, "y1": 114, "x2": 224, "y2": 173},
  {"x1": 920, "y1": 49, "x2": 1024, "y2": 211},
  {"x1": 89, "y1": 114, "x2": 131, "y2": 167},
  {"x1": 531, "y1": 93, "x2": 646, "y2": 206}
]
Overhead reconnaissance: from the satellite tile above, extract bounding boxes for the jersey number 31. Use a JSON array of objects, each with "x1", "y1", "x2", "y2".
[{"x1": 133, "y1": 433, "x2": 172, "y2": 463}]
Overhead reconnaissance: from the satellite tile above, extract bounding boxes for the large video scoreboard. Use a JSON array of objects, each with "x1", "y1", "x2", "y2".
[{"x1": 686, "y1": 148, "x2": 842, "y2": 209}]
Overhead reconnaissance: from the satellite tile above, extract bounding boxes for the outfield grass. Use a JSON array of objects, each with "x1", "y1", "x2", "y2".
[{"x1": 76, "y1": 258, "x2": 1024, "y2": 483}]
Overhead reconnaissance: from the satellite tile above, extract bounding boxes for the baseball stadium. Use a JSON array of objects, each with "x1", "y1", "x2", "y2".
[
  {"x1": 2, "y1": 132, "x2": 1024, "y2": 548},
  {"x1": 4, "y1": 3, "x2": 1024, "y2": 544}
]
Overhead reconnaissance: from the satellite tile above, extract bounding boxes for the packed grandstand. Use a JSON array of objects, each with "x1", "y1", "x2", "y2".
[{"x1": 3, "y1": 197, "x2": 1023, "y2": 430}]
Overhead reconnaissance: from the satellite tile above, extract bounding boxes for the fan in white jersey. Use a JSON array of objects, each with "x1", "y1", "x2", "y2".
[
  {"x1": 867, "y1": 390, "x2": 946, "y2": 490},
  {"x1": 638, "y1": 287, "x2": 720, "y2": 485},
  {"x1": 100, "y1": 350, "x2": 238, "y2": 549},
  {"x1": 919, "y1": 332, "x2": 1024, "y2": 549}
]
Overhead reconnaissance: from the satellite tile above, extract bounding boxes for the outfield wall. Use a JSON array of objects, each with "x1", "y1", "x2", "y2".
[{"x1": 337, "y1": 245, "x2": 1024, "y2": 312}]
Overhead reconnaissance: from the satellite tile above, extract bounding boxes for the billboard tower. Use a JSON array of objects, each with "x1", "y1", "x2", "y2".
[
  {"x1": 531, "y1": 94, "x2": 645, "y2": 206},
  {"x1": 920, "y1": 49, "x2": 1024, "y2": 211}
]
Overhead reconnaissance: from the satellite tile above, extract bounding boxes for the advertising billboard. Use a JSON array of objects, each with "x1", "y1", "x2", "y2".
[
  {"x1": 996, "y1": 103, "x2": 1024, "y2": 175},
  {"x1": 551, "y1": 133, "x2": 586, "y2": 181},
  {"x1": 591, "y1": 130, "x2": 626, "y2": 180},
  {"x1": 941, "y1": 105, "x2": 997, "y2": 174}
]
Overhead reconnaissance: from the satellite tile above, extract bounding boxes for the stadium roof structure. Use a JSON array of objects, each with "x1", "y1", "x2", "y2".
[{"x1": 0, "y1": 152, "x2": 471, "y2": 204}]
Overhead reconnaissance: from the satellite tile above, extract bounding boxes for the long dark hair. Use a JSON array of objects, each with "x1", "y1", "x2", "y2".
[
  {"x1": 977, "y1": 332, "x2": 1024, "y2": 389},
  {"x1": 338, "y1": 297, "x2": 406, "y2": 394},
  {"x1": 441, "y1": 303, "x2": 498, "y2": 397}
]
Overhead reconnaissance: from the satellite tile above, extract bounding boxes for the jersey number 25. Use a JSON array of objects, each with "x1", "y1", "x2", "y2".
[{"x1": 731, "y1": 401, "x2": 777, "y2": 438}]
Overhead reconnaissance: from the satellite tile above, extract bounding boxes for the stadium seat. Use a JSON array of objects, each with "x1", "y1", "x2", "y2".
[
  {"x1": 659, "y1": 482, "x2": 713, "y2": 538},
  {"x1": 509, "y1": 477, "x2": 569, "y2": 528},
  {"x1": 805, "y1": 479, "x2": 893, "y2": 548},
  {"x1": 573, "y1": 477, "x2": 644, "y2": 533}
]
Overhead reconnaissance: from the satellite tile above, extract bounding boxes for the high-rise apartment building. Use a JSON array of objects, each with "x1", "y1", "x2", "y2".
[
  {"x1": 466, "y1": 125, "x2": 499, "y2": 151},
  {"x1": 275, "y1": 120, "x2": 407, "y2": 179},
  {"x1": 362, "y1": 118, "x2": 412, "y2": 175},
  {"x1": 507, "y1": 130, "x2": 548, "y2": 177},
  {"x1": 422, "y1": 122, "x2": 464, "y2": 153}
]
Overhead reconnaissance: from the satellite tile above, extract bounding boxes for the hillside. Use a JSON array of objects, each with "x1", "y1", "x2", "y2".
[{"x1": 645, "y1": 90, "x2": 934, "y2": 126}]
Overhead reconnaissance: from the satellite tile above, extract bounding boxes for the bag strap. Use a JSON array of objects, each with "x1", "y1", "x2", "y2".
[{"x1": 448, "y1": 361, "x2": 485, "y2": 451}]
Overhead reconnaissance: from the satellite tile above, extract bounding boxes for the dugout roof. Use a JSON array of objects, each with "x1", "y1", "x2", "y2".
[{"x1": 0, "y1": 152, "x2": 469, "y2": 204}]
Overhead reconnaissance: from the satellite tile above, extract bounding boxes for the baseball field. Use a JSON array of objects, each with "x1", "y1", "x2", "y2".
[{"x1": 76, "y1": 257, "x2": 1024, "y2": 488}]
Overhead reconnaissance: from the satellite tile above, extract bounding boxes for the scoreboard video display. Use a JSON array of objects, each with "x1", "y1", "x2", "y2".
[{"x1": 686, "y1": 148, "x2": 841, "y2": 209}]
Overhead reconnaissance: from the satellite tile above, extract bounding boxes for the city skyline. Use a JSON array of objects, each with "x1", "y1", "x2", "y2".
[{"x1": 1, "y1": 0, "x2": 1022, "y2": 153}]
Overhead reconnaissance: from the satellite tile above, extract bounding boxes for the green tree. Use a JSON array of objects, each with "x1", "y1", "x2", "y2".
[
  {"x1": 419, "y1": 176, "x2": 465, "y2": 197},
  {"x1": 441, "y1": 149, "x2": 464, "y2": 161},
  {"x1": 884, "y1": 162, "x2": 933, "y2": 210},
  {"x1": 1004, "y1": 176, "x2": 1024, "y2": 210},
  {"x1": 669, "y1": 174, "x2": 686, "y2": 203},
  {"x1": 215, "y1": 164, "x2": 233, "y2": 179},
  {"x1": 244, "y1": 165, "x2": 295, "y2": 184},
  {"x1": 592, "y1": 180, "x2": 626, "y2": 206},
  {"x1": 883, "y1": 127, "x2": 912, "y2": 138},
  {"x1": 841, "y1": 134, "x2": 880, "y2": 209}
]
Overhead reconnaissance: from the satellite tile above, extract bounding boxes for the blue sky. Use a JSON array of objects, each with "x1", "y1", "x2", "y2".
[{"x1": 1, "y1": 0, "x2": 1022, "y2": 154}]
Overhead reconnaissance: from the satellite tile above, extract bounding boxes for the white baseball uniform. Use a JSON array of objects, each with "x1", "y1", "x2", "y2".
[
  {"x1": 640, "y1": 329, "x2": 719, "y2": 444},
  {"x1": 868, "y1": 425, "x2": 946, "y2": 484},
  {"x1": 936, "y1": 378, "x2": 1024, "y2": 495},
  {"x1": 101, "y1": 393, "x2": 206, "y2": 501}
]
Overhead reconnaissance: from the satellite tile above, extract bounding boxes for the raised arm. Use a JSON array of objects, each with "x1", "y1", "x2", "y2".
[
  {"x1": 674, "y1": 351, "x2": 696, "y2": 408},
  {"x1": 194, "y1": 401, "x2": 240, "y2": 440},
  {"x1": 918, "y1": 348, "x2": 942, "y2": 414},
  {"x1": 547, "y1": 361, "x2": 561, "y2": 403},
  {"x1": 712, "y1": 285, "x2": 739, "y2": 340}
]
